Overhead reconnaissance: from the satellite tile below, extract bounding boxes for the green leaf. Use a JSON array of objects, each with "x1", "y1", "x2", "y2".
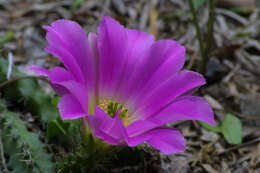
[
  {"x1": 199, "y1": 121, "x2": 222, "y2": 133},
  {"x1": 193, "y1": 0, "x2": 207, "y2": 9},
  {"x1": 235, "y1": 32, "x2": 252, "y2": 38},
  {"x1": 71, "y1": 0, "x2": 85, "y2": 10},
  {"x1": 230, "y1": 7, "x2": 252, "y2": 15},
  {"x1": 51, "y1": 96, "x2": 60, "y2": 106},
  {"x1": 47, "y1": 117, "x2": 78, "y2": 140},
  {"x1": 47, "y1": 119, "x2": 67, "y2": 140},
  {"x1": 0, "y1": 108, "x2": 54, "y2": 173},
  {"x1": 160, "y1": 11, "x2": 190, "y2": 21},
  {"x1": 221, "y1": 113, "x2": 242, "y2": 145},
  {"x1": 0, "y1": 58, "x2": 58, "y2": 122},
  {"x1": 0, "y1": 30, "x2": 16, "y2": 45}
]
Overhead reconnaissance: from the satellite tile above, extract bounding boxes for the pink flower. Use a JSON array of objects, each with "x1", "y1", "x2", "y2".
[{"x1": 29, "y1": 15, "x2": 215, "y2": 154}]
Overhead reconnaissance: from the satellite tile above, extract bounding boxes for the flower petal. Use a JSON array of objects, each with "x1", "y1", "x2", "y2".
[
  {"x1": 44, "y1": 19, "x2": 96, "y2": 88},
  {"x1": 27, "y1": 66, "x2": 50, "y2": 77},
  {"x1": 146, "y1": 128, "x2": 185, "y2": 155},
  {"x1": 88, "y1": 32, "x2": 98, "y2": 99},
  {"x1": 93, "y1": 129, "x2": 122, "y2": 145},
  {"x1": 134, "y1": 70, "x2": 206, "y2": 119},
  {"x1": 58, "y1": 94, "x2": 86, "y2": 120},
  {"x1": 49, "y1": 67, "x2": 74, "y2": 83},
  {"x1": 45, "y1": 45, "x2": 85, "y2": 83},
  {"x1": 148, "y1": 96, "x2": 215, "y2": 126},
  {"x1": 122, "y1": 40, "x2": 185, "y2": 107},
  {"x1": 115, "y1": 28, "x2": 154, "y2": 101},
  {"x1": 86, "y1": 106, "x2": 126, "y2": 145},
  {"x1": 52, "y1": 80, "x2": 89, "y2": 113},
  {"x1": 126, "y1": 120, "x2": 160, "y2": 137},
  {"x1": 131, "y1": 40, "x2": 185, "y2": 102},
  {"x1": 86, "y1": 116, "x2": 122, "y2": 145},
  {"x1": 88, "y1": 32, "x2": 98, "y2": 60},
  {"x1": 126, "y1": 127, "x2": 185, "y2": 155},
  {"x1": 97, "y1": 15, "x2": 128, "y2": 98},
  {"x1": 28, "y1": 66, "x2": 73, "y2": 96},
  {"x1": 48, "y1": 67, "x2": 74, "y2": 95}
]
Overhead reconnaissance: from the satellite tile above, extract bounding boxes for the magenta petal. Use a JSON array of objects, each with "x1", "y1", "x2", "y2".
[
  {"x1": 52, "y1": 80, "x2": 88, "y2": 113},
  {"x1": 28, "y1": 66, "x2": 70, "y2": 95},
  {"x1": 49, "y1": 67, "x2": 74, "y2": 83},
  {"x1": 115, "y1": 28, "x2": 154, "y2": 101},
  {"x1": 87, "y1": 32, "x2": 98, "y2": 98},
  {"x1": 124, "y1": 40, "x2": 185, "y2": 105},
  {"x1": 148, "y1": 96, "x2": 215, "y2": 126},
  {"x1": 93, "y1": 129, "x2": 122, "y2": 145},
  {"x1": 28, "y1": 66, "x2": 50, "y2": 77},
  {"x1": 44, "y1": 20, "x2": 96, "y2": 88},
  {"x1": 51, "y1": 84, "x2": 69, "y2": 96},
  {"x1": 126, "y1": 127, "x2": 185, "y2": 154},
  {"x1": 95, "y1": 107, "x2": 125, "y2": 140},
  {"x1": 85, "y1": 117, "x2": 122, "y2": 145},
  {"x1": 91, "y1": 106, "x2": 114, "y2": 130},
  {"x1": 45, "y1": 46, "x2": 85, "y2": 83},
  {"x1": 97, "y1": 15, "x2": 128, "y2": 97},
  {"x1": 86, "y1": 107, "x2": 126, "y2": 145},
  {"x1": 86, "y1": 113, "x2": 122, "y2": 145},
  {"x1": 146, "y1": 128, "x2": 185, "y2": 155},
  {"x1": 44, "y1": 20, "x2": 93, "y2": 70},
  {"x1": 58, "y1": 94, "x2": 86, "y2": 120},
  {"x1": 48, "y1": 67, "x2": 74, "y2": 95},
  {"x1": 88, "y1": 32, "x2": 98, "y2": 60},
  {"x1": 126, "y1": 120, "x2": 160, "y2": 137},
  {"x1": 131, "y1": 40, "x2": 185, "y2": 103},
  {"x1": 134, "y1": 70, "x2": 206, "y2": 119}
]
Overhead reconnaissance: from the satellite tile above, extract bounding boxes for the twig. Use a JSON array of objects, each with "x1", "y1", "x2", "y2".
[
  {"x1": 202, "y1": 0, "x2": 215, "y2": 74},
  {"x1": 215, "y1": 8, "x2": 249, "y2": 26},
  {"x1": 186, "y1": 52, "x2": 198, "y2": 70},
  {"x1": 0, "y1": 75, "x2": 48, "y2": 89},
  {"x1": 188, "y1": 0, "x2": 205, "y2": 59},
  {"x1": 225, "y1": 108, "x2": 260, "y2": 120},
  {"x1": 192, "y1": 120, "x2": 200, "y2": 129},
  {"x1": 218, "y1": 137, "x2": 260, "y2": 155},
  {"x1": 188, "y1": 0, "x2": 215, "y2": 74},
  {"x1": 0, "y1": 130, "x2": 10, "y2": 173},
  {"x1": 7, "y1": 52, "x2": 13, "y2": 80},
  {"x1": 192, "y1": 136, "x2": 220, "y2": 166}
]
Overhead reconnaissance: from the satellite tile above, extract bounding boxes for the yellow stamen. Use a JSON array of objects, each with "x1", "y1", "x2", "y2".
[
  {"x1": 97, "y1": 99, "x2": 134, "y2": 127},
  {"x1": 121, "y1": 114, "x2": 132, "y2": 127},
  {"x1": 98, "y1": 99, "x2": 113, "y2": 114}
]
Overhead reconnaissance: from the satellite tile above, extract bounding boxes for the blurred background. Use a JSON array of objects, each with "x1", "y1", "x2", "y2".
[{"x1": 0, "y1": 0, "x2": 260, "y2": 172}]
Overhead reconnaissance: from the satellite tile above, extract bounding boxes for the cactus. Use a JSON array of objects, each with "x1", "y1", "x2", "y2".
[
  {"x1": 0, "y1": 58, "x2": 58, "y2": 122},
  {"x1": 0, "y1": 100, "x2": 54, "y2": 173}
]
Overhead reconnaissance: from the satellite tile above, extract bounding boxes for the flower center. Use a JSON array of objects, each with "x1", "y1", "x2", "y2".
[{"x1": 98, "y1": 99, "x2": 132, "y2": 126}]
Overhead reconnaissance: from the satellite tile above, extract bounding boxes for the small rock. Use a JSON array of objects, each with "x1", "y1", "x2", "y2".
[
  {"x1": 160, "y1": 154, "x2": 194, "y2": 173},
  {"x1": 240, "y1": 95, "x2": 260, "y2": 126},
  {"x1": 201, "y1": 129, "x2": 219, "y2": 142}
]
